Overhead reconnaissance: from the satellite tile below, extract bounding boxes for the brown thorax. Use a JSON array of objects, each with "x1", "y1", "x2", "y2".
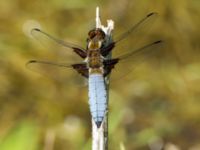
[{"x1": 86, "y1": 28, "x2": 106, "y2": 74}]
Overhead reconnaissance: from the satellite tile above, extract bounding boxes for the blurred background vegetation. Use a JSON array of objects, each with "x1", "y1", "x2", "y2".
[{"x1": 0, "y1": 0, "x2": 200, "y2": 150}]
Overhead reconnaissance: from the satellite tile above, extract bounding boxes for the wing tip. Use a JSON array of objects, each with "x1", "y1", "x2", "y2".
[
  {"x1": 147, "y1": 12, "x2": 158, "y2": 17},
  {"x1": 32, "y1": 28, "x2": 40, "y2": 31},
  {"x1": 28, "y1": 60, "x2": 37, "y2": 63},
  {"x1": 26, "y1": 60, "x2": 37, "y2": 66},
  {"x1": 154, "y1": 40, "x2": 163, "y2": 44},
  {"x1": 31, "y1": 28, "x2": 41, "y2": 35}
]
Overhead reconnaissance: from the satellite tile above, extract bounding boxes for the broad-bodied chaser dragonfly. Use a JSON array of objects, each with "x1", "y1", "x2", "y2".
[{"x1": 27, "y1": 12, "x2": 162, "y2": 128}]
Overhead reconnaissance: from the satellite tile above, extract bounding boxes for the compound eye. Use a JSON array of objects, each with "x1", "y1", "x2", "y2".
[
  {"x1": 88, "y1": 30, "x2": 96, "y2": 39},
  {"x1": 98, "y1": 30, "x2": 106, "y2": 39}
]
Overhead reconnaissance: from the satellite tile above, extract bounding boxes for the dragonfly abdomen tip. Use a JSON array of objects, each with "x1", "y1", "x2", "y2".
[{"x1": 96, "y1": 121, "x2": 102, "y2": 128}]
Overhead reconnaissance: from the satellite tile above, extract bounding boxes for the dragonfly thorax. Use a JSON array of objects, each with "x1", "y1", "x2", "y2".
[
  {"x1": 87, "y1": 49, "x2": 104, "y2": 74},
  {"x1": 88, "y1": 40, "x2": 102, "y2": 50},
  {"x1": 86, "y1": 28, "x2": 106, "y2": 75}
]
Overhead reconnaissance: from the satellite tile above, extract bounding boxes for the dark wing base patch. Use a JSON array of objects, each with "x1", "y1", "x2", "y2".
[
  {"x1": 103, "y1": 58, "x2": 119, "y2": 77},
  {"x1": 72, "y1": 63, "x2": 88, "y2": 78}
]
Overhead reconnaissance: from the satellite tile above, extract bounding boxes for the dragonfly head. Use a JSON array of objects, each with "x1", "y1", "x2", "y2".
[{"x1": 87, "y1": 28, "x2": 106, "y2": 50}]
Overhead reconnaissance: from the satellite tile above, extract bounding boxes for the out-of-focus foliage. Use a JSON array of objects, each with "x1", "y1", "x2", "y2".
[
  {"x1": 0, "y1": 0, "x2": 200, "y2": 149},
  {"x1": 0, "y1": 121, "x2": 39, "y2": 150}
]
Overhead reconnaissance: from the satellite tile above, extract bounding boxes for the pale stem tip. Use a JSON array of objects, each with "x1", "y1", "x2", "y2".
[
  {"x1": 95, "y1": 7, "x2": 114, "y2": 36},
  {"x1": 96, "y1": 6, "x2": 101, "y2": 28}
]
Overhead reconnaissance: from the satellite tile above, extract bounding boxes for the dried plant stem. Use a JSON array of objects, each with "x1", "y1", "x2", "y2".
[
  {"x1": 44, "y1": 129, "x2": 55, "y2": 150},
  {"x1": 92, "y1": 120, "x2": 105, "y2": 150}
]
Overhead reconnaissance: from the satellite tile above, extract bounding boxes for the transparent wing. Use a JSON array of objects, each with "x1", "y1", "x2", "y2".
[
  {"x1": 112, "y1": 12, "x2": 159, "y2": 57},
  {"x1": 31, "y1": 28, "x2": 86, "y2": 63},
  {"x1": 31, "y1": 28, "x2": 85, "y2": 50},
  {"x1": 108, "y1": 40, "x2": 163, "y2": 84},
  {"x1": 28, "y1": 28, "x2": 88, "y2": 86},
  {"x1": 26, "y1": 60, "x2": 87, "y2": 86}
]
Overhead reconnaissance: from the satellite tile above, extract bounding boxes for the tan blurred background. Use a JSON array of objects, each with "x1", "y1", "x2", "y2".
[{"x1": 0, "y1": 0, "x2": 200, "y2": 150}]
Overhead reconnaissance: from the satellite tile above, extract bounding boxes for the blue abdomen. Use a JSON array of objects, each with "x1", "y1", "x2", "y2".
[{"x1": 88, "y1": 74, "x2": 107, "y2": 128}]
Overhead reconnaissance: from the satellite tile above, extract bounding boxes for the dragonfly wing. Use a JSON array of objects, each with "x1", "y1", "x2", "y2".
[
  {"x1": 112, "y1": 12, "x2": 159, "y2": 57},
  {"x1": 26, "y1": 60, "x2": 88, "y2": 86},
  {"x1": 31, "y1": 28, "x2": 87, "y2": 63},
  {"x1": 108, "y1": 40, "x2": 163, "y2": 83}
]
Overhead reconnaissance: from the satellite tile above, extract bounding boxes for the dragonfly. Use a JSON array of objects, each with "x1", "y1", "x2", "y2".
[{"x1": 27, "y1": 12, "x2": 162, "y2": 128}]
